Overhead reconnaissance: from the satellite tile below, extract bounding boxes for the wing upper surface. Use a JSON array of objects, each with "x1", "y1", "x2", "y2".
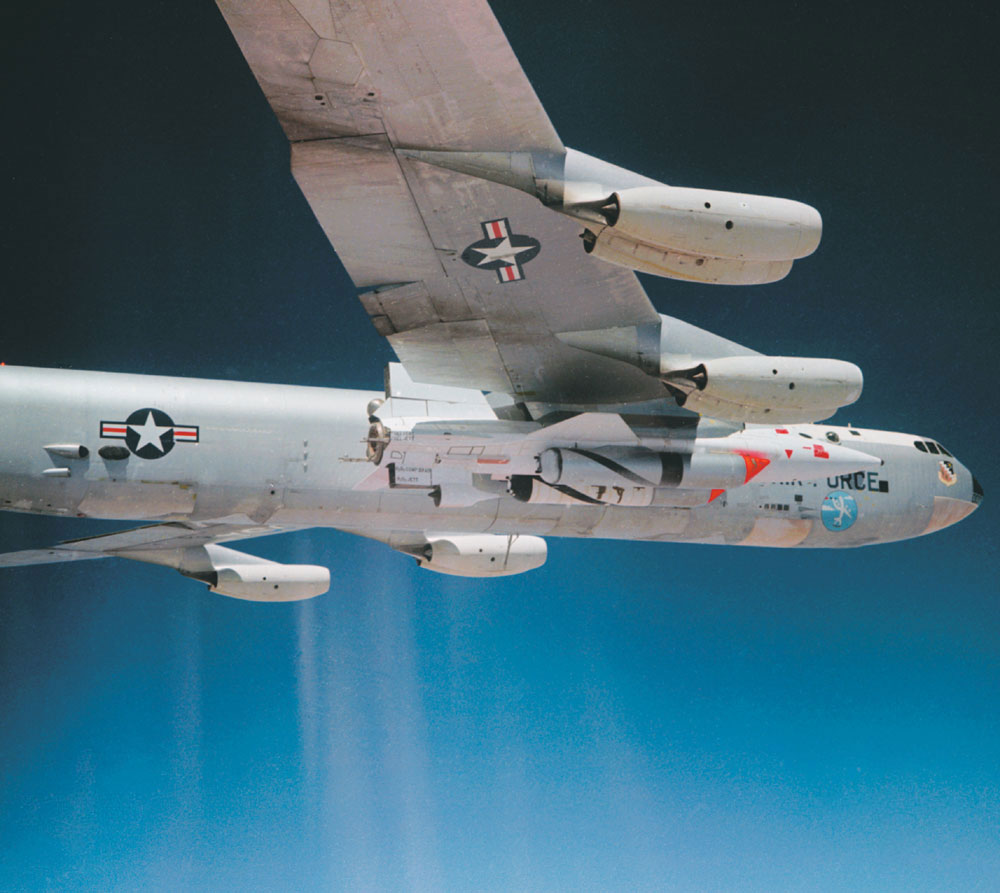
[{"x1": 217, "y1": 0, "x2": 664, "y2": 406}]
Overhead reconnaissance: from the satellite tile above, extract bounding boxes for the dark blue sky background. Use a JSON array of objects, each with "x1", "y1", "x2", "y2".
[{"x1": 1, "y1": 2, "x2": 997, "y2": 889}]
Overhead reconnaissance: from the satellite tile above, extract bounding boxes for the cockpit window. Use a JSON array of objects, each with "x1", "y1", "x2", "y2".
[
  {"x1": 825, "y1": 431, "x2": 840, "y2": 443},
  {"x1": 925, "y1": 441, "x2": 940, "y2": 455},
  {"x1": 936, "y1": 443, "x2": 953, "y2": 457},
  {"x1": 914, "y1": 441, "x2": 927, "y2": 452}
]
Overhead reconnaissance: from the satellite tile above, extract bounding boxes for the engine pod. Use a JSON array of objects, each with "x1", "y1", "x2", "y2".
[
  {"x1": 207, "y1": 563, "x2": 330, "y2": 601},
  {"x1": 607, "y1": 185, "x2": 822, "y2": 261},
  {"x1": 583, "y1": 227, "x2": 794, "y2": 285},
  {"x1": 419, "y1": 534, "x2": 547, "y2": 577},
  {"x1": 662, "y1": 355, "x2": 863, "y2": 424}
]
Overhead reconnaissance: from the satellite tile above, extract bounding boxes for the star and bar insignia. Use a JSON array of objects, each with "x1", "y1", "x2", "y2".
[
  {"x1": 100, "y1": 408, "x2": 199, "y2": 459},
  {"x1": 460, "y1": 218, "x2": 540, "y2": 283}
]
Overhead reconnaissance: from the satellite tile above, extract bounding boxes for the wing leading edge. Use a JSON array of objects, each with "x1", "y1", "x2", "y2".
[{"x1": 0, "y1": 522, "x2": 329, "y2": 601}]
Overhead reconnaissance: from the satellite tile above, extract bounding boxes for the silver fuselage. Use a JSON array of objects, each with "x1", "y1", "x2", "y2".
[{"x1": 0, "y1": 366, "x2": 980, "y2": 548}]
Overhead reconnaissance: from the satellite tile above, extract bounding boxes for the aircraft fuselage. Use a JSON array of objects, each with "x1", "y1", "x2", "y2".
[{"x1": 0, "y1": 366, "x2": 980, "y2": 548}]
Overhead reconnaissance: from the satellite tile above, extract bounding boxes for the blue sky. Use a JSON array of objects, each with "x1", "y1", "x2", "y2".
[{"x1": 1, "y1": 2, "x2": 997, "y2": 890}]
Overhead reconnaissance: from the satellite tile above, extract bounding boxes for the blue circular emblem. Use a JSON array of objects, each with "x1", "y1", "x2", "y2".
[
  {"x1": 460, "y1": 218, "x2": 540, "y2": 284},
  {"x1": 821, "y1": 490, "x2": 858, "y2": 531}
]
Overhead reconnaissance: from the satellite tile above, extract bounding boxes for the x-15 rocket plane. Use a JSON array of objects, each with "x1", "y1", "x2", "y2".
[
  {"x1": 0, "y1": 0, "x2": 982, "y2": 599},
  {"x1": 361, "y1": 405, "x2": 882, "y2": 509}
]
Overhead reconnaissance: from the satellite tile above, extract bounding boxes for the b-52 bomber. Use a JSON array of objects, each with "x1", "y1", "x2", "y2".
[{"x1": 0, "y1": 0, "x2": 982, "y2": 599}]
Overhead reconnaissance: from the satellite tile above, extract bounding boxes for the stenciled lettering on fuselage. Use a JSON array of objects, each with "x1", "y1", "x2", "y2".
[
  {"x1": 99, "y1": 408, "x2": 199, "y2": 460},
  {"x1": 460, "y1": 218, "x2": 540, "y2": 283},
  {"x1": 826, "y1": 471, "x2": 889, "y2": 493}
]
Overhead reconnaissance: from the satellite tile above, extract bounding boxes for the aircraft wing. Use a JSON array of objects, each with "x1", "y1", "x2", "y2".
[
  {"x1": 0, "y1": 521, "x2": 330, "y2": 600},
  {"x1": 0, "y1": 521, "x2": 287, "y2": 567},
  {"x1": 216, "y1": 0, "x2": 666, "y2": 408}
]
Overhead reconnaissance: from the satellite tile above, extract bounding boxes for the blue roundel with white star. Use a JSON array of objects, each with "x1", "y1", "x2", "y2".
[
  {"x1": 100, "y1": 408, "x2": 200, "y2": 459},
  {"x1": 124, "y1": 408, "x2": 176, "y2": 459},
  {"x1": 821, "y1": 490, "x2": 858, "y2": 531},
  {"x1": 460, "y1": 217, "x2": 540, "y2": 283}
]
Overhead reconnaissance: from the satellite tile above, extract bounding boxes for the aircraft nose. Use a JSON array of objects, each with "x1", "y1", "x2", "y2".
[{"x1": 922, "y1": 464, "x2": 981, "y2": 535}]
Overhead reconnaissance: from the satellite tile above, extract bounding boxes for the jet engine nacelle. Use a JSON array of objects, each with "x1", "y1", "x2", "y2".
[
  {"x1": 662, "y1": 355, "x2": 863, "y2": 424},
  {"x1": 583, "y1": 228, "x2": 794, "y2": 285},
  {"x1": 202, "y1": 563, "x2": 331, "y2": 601},
  {"x1": 578, "y1": 185, "x2": 821, "y2": 285},
  {"x1": 176, "y1": 544, "x2": 330, "y2": 601},
  {"x1": 418, "y1": 534, "x2": 547, "y2": 578},
  {"x1": 606, "y1": 186, "x2": 821, "y2": 261}
]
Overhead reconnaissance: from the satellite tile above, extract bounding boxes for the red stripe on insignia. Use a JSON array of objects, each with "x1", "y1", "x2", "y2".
[
  {"x1": 489, "y1": 220, "x2": 503, "y2": 239},
  {"x1": 102, "y1": 426, "x2": 127, "y2": 434}
]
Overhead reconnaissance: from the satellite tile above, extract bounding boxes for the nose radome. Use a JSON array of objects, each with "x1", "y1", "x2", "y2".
[
  {"x1": 923, "y1": 495, "x2": 979, "y2": 535},
  {"x1": 922, "y1": 470, "x2": 981, "y2": 536}
]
